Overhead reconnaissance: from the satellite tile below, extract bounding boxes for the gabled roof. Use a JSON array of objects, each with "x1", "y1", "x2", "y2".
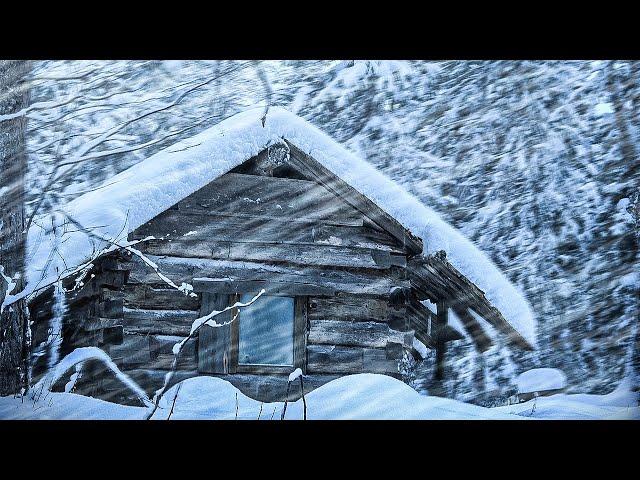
[{"x1": 26, "y1": 107, "x2": 536, "y2": 347}]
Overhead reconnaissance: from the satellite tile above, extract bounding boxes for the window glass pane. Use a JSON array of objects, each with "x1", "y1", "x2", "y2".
[{"x1": 238, "y1": 294, "x2": 294, "y2": 366}]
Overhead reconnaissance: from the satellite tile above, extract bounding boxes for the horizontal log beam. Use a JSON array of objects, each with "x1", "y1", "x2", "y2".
[
  {"x1": 116, "y1": 284, "x2": 200, "y2": 311},
  {"x1": 307, "y1": 296, "x2": 391, "y2": 323},
  {"x1": 138, "y1": 238, "x2": 405, "y2": 270},
  {"x1": 125, "y1": 254, "x2": 410, "y2": 297},
  {"x1": 173, "y1": 172, "x2": 364, "y2": 224},
  {"x1": 131, "y1": 211, "x2": 404, "y2": 251},
  {"x1": 308, "y1": 320, "x2": 414, "y2": 349},
  {"x1": 120, "y1": 308, "x2": 198, "y2": 336},
  {"x1": 307, "y1": 344, "x2": 402, "y2": 375}
]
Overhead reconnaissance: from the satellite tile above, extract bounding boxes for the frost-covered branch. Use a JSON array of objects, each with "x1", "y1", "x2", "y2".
[{"x1": 32, "y1": 346, "x2": 152, "y2": 408}]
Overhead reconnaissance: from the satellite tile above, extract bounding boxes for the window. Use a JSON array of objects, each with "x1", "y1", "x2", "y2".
[
  {"x1": 196, "y1": 291, "x2": 307, "y2": 375},
  {"x1": 238, "y1": 294, "x2": 295, "y2": 367}
]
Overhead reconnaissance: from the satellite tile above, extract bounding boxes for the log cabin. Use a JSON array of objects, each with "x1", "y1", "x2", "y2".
[{"x1": 26, "y1": 108, "x2": 535, "y2": 405}]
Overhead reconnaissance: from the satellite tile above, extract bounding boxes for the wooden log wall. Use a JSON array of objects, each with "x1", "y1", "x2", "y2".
[{"x1": 30, "y1": 154, "x2": 432, "y2": 402}]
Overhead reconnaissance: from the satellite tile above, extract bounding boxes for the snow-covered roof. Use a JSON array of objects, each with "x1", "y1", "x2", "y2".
[
  {"x1": 516, "y1": 368, "x2": 567, "y2": 394},
  {"x1": 25, "y1": 107, "x2": 536, "y2": 346}
]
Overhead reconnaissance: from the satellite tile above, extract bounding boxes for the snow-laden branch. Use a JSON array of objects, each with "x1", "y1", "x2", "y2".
[
  {"x1": 0, "y1": 264, "x2": 18, "y2": 315},
  {"x1": 32, "y1": 346, "x2": 152, "y2": 407},
  {"x1": 59, "y1": 212, "x2": 197, "y2": 297}
]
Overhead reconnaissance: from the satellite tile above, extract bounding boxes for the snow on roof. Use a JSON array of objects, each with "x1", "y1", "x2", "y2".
[
  {"x1": 25, "y1": 107, "x2": 535, "y2": 346},
  {"x1": 516, "y1": 368, "x2": 567, "y2": 394}
]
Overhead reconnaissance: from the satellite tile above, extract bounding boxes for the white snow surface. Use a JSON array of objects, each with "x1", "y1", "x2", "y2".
[
  {"x1": 515, "y1": 368, "x2": 568, "y2": 394},
  {"x1": 25, "y1": 107, "x2": 535, "y2": 345},
  {"x1": 2, "y1": 373, "x2": 636, "y2": 420}
]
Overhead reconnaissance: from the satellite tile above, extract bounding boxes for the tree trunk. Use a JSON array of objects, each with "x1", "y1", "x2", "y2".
[{"x1": 0, "y1": 60, "x2": 31, "y2": 396}]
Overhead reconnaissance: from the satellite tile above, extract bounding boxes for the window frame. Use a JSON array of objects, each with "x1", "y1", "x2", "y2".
[{"x1": 228, "y1": 293, "x2": 307, "y2": 375}]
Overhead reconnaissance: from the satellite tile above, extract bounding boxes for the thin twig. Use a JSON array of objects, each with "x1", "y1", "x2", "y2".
[{"x1": 167, "y1": 383, "x2": 182, "y2": 420}]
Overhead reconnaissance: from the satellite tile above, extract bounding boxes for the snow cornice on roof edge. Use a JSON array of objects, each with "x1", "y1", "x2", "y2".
[{"x1": 25, "y1": 107, "x2": 536, "y2": 347}]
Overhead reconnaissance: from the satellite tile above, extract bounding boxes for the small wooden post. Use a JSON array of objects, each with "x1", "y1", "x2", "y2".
[{"x1": 434, "y1": 300, "x2": 449, "y2": 381}]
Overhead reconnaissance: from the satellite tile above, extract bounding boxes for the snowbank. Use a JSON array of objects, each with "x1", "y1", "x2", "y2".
[
  {"x1": 25, "y1": 107, "x2": 535, "y2": 345},
  {"x1": 2, "y1": 373, "x2": 636, "y2": 420},
  {"x1": 495, "y1": 377, "x2": 639, "y2": 420},
  {"x1": 516, "y1": 368, "x2": 567, "y2": 394}
]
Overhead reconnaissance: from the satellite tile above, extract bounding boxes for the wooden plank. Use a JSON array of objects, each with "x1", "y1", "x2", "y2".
[
  {"x1": 125, "y1": 254, "x2": 410, "y2": 297},
  {"x1": 198, "y1": 293, "x2": 234, "y2": 374},
  {"x1": 149, "y1": 334, "x2": 196, "y2": 359},
  {"x1": 173, "y1": 172, "x2": 364, "y2": 224},
  {"x1": 308, "y1": 296, "x2": 391, "y2": 323},
  {"x1": 307, "y1": 344, "x2": 401, "y2": 375},
  {"x1": 286, "y1": 142, "x2": 423, "y2": 255},
  {"x1": 110, "y1": 334, "x2": 151, "y2": 367},
  {"x1": 192, "y1": 278, "x2": 336, "y2": 297},
  {"x1": 118, "y1": 284, "x2": 200, "y2": 311},
  {"x1": 312, "y1": 224, "x2": 404, "y2": 252},
  {"x1": 121, "y1": 308, "x2": 197, "y2": 336},
  {"x1": 138, "y1": 238, "x2": 400, "y2": 269},
  {"x1": 308, "y1": 320, "x2": 413, "y2": 348}
]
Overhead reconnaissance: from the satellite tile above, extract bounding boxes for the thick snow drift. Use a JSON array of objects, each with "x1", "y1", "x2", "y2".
[
  {"x1": 25, "y1": 107, "x2": 535, "y2": 345},
  {"x1": 1, "y1": 373, "x2": 636, "y2": 420},
  {"x1": 516, "y1": 368, "x2": 567, "y2": 394}
]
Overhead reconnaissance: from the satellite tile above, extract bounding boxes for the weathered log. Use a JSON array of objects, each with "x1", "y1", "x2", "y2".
[
  {"x1": 307, "y1": 344, "x2": 401, "y2": 375},
  {"x1": 220, "y1": 373, "x2": 340, "y2": 403},
  {"x1": 126, "y1": 254, "x2": 410, "y2": 297},
  {"x1": 198, "y1": 293, "x2": 235, "y2": 374},
  {"x1": 312, "y1": 224, "x2": 404, "y2": 252},
  {"x1": 121, "y1": 368, "x2": 199, "y2": 397},
  {"x1": 138, "y1": 238, "x2": 405, "y2": 270},
  {"x1": 192, "y1": 278, "x2": 336, "y2": 297},
  {"x1": 307, "y1": 295, "x2": 391, "y2": 323},
  {"x1": 308, "y1": 320, "x2": 413, "y2": 348},
  {"x1": 173, "y1": 172, "x2": 364, "y2": 224},
  {"x1": 149, "y1": 353, "x2": 198, "y2": 371},
  {"x1": 109, "y1": 334, "x2": 151, "y2": 367},
  {"x1": 120, "y1": 308, "x2": 197, "y2": 336},
  {"x1": 148, "y1": 334, "x2": 196, "y2": 359},
  {"x1": 118, "y1": 284, "x2": 200, "y2": 311}
]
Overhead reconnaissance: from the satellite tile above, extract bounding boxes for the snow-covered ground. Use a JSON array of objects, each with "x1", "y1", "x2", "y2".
[{"x1": 1, "y1": 374, "x2": 637, "y2": 420}]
